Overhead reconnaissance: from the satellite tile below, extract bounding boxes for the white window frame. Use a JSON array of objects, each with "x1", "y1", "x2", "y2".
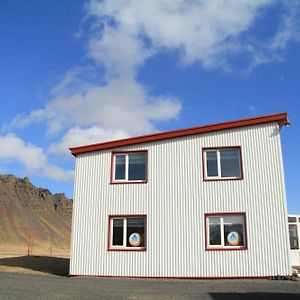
[
  {"x1": 109, "y1": 216, "x2": 146, "y2": 250},
  {"x1": 203, "y1": 147, "x2": 242, "y2": 180},
  {"x1": 112, "y1": 152, "x2": 147, "y2": 183},
  {"x1": 206, "y1": 214, "x2": 247, "y2": 250}
]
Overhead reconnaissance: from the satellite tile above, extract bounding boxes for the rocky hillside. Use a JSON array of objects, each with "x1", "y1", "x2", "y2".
[{"x1": 0, "y1": 175, "x2": 72, "y2": 256}]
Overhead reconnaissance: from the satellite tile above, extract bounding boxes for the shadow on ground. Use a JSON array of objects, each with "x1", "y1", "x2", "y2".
[
  {"x1": 0, "y1": 256, "x2": 69, "y2": 276},
  {"x1": 210, "y1": 293, "x2": 300, "y2": 300}
]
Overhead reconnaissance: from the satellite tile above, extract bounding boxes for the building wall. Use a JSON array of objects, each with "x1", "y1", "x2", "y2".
[{"x1": 70, "y1": 122, "x2": 290, "y2": 277}]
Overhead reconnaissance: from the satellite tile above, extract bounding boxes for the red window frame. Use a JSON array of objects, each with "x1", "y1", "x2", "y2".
[
  {"x1": 110, "y1": 150, "x2": 148, "y2": 184},
  {"x1": 204, "y1": 212, "x2": 248, "y2": 251},
  {"x1": 202, "y1": 146, "x2": 243, "y2": 181},
  {"x1": 107, "y1": 214, "x2": 147, "y2": 251}
]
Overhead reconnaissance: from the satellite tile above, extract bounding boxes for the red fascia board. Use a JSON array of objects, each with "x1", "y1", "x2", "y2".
[{"x1": 70, "y1": 112, "x2": 289, "y2": 156}]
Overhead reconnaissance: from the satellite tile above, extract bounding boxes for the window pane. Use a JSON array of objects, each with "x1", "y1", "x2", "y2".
[
  {"x1": 223, "y1": 215, "x2": 245, "y2": 246},
  {"x1": 115, "y1": 155, "x2": 126, "y2": 180},
  {"x1": 209, "y1": 217, "x2": 221, "y2": 245},
  {"x1": 289, "y1": 224, "x2": 299, "y2": 250},
  {"x1": 224, "y1": 224, "x2": 244, "y2": 246},
  {"x1": 220, "y1": 149, "x2": 241, "y2": 178},
  {"x1": 112, "y1": 219, "x2": 124, "y2": 246},
  {"x1": 288, "y1": 217, "x2": 297, "y2": 222},
  {"x1": 126, "y1": 218, "x2": 145, "y2": 247},
  {"x1": 206, "y1": 151, "x2": 218, "y2": 177},
  {"x1": 128, "y1": 153, "x2": 146, "y2": 181}
]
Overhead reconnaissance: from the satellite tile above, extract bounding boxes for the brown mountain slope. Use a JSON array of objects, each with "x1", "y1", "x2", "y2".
[{"x1": 0, "y1": 175, "x2": 72, "y2": 257}]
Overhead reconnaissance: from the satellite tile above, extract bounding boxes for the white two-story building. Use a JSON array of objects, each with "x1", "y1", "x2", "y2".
[{"x1": 69, "y1": 112, "x2": 291, "y2": 278}]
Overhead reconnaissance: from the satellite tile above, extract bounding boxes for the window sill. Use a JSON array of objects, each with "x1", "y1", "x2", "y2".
[
  {"x1": 203, "y1": 177, "x2": 243, "y2": 182},
  {"x1": 107, "y1": 248, "x2": 146, "y2": 252},
  {"x1": 206, "y1": 246, "x2": 247, "y2": 251},
  {"x1": 110, "y1": 180, "x2": 148, "y2": 185}
]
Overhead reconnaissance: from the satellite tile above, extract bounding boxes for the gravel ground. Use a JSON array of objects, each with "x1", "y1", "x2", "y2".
[{"x1": 0, "y1": 272, "x2": 300, "y2": 300}]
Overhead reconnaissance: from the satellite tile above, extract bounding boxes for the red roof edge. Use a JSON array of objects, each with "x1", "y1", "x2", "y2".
[{"x1": 70, "y1": 112, "x2": 289, "y2": 156}]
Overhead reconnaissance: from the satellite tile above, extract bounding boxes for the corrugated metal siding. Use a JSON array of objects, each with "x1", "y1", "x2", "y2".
[{"x1": 70, "y1": 122, "x2": 291, "y2": 277}]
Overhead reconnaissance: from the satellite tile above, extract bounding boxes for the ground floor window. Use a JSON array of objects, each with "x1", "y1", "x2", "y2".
[
  {"x1": 108, "y1": 215, "x2": 146, "y2": 251},
  {"x1": 205, "y1": 213, "x2": 247, "y2": 250},
  {"x1": 288, "y1": 216, "x2": 299, "y2": 250},
  {"x1": 289, "y1": 224, "x2": 299, "y2": 250}
]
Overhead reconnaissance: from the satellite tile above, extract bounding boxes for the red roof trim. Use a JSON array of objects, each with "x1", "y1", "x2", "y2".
[{"x1": 70, "y1": 112, "x2": 289, "y2": 156}]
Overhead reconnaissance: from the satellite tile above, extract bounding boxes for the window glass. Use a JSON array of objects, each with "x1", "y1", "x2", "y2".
[
  {"x1": 112, "y1": 219, "x2": 124, "y2": 246},
  {"x1": 289, "y1": 224, "x2": 299, "y2": 250},
  {"x1": 207, "y1": 214, "x2": 246, "y2": 249},
  {"x1": 209, "y1": 217, "x2": 221, "y2": 245},
  {"x1": 220, "y1": 149, "x2": 241, "y2": 178},
  {"x1": 223, "y1": 215, "x2": 244, "y2": 246},
  {"x1": 224, "y1": 224, "x2": 244, "y2": 246},
  {"x1": 206, "y1": 151, "x2": 218, "y2": 177},
  {"x1": 110, "y1": 216, "x2": 146, "y2": 250},
  {"x1": 128, "y1": 153, "x2": 146, "y2": 181},
  {"x1": 288, "y1": 216, "x2": 297, "y2": 222},
  {"x1": 126, "y1": 218, "x2": 145, "y2": 247},
  {"x1": 115, "y1": 155, "x2": 126, "y2": 180}
]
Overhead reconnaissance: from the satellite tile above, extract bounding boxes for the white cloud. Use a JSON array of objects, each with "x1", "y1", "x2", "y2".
[
  {"x1": 269, "y1": 2, "x2": 300, "y2": 49},
  {"x1": 9, "y1": 76, "x2": 181, "y2": 137},
  {"x1": 49, "y1": 126, "x2": 128, "y2": 155},
  {"x1": 88, "y1": 26, "x2": 152, "y2": 78},
  {"x1": 4, "y1": 0, "x2": 300, "y2": 167},
  {"x1": 87, "y1": 0, "x2": 275, "y2": 69},
  {"x1": 248, "y1": 105, "x2": 258, "y2": 114},
  {"x1": 0, "y1": 134, "x2": 73, "y2": 182},
  {"x1": 86, "y1": 0, "x2": 300, "y2": 71}
]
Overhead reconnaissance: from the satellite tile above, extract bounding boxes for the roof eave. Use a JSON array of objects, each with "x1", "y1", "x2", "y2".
[{"x1": 70, "y1": 112, "x2": 289, "y2": 156}]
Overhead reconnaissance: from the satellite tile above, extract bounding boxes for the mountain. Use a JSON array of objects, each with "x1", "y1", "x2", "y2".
[{"x1": 0, "y1": 175, "x2": 72, "y2": 257}]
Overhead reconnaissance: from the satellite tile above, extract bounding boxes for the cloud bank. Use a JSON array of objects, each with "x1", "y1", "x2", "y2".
[
  {"x1": 2, "y1": 0, "x2": 300, "y2": 180},
  {"x1": 0, "y1": 134, "x2": 73, "y2": 181}
]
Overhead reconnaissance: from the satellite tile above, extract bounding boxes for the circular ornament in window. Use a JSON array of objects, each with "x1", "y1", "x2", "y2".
[
  {"x1": 227, "y1": 231, "x2": 241, "y2": 246},
  {"x1": 129, "y1": 233, "x2": 142, "y2": 247}
]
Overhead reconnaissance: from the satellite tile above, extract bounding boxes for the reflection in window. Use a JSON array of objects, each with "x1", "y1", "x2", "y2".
[
  {"x1": 112, "y1": 219, "x2": 124, "y2": 246},
  {"x1": 206, "y1": 151, "x2": 218, "y2": 177},
  {"x1": 204, "y1": 148, "x2": 242, "y2": 179},
  {"x1": 220, "y1": 149, "x2": 241, "y2": 178},
  {"x1": 126, "y1": 218, "x2": 145, "y2": 247},
  {"x1": 113, "y1": 152, "x2": 147, "y2": 182},
  {"x1": 128, "y1": 153, "x2": 146, "y2": 181},
  {"x1": 110, "y1": 216, "x2": 146, "y2": 250},
  {"x1": 289, "y1": 224, "x2": 299, "y2": 250},
  {"x1": 209, "y1": 217, "x2": 221, "y2": 245},
  {"x1": 288, "y1": 216, "x2": 297, "y2": 222},
  {"x1": 207, "y1": 214, "x2": 246, "y2": 249},
  {"x1": 115, "y1": 155, "x2": 126, "y2": 180}
]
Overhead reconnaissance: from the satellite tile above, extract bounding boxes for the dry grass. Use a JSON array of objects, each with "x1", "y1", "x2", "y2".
[{"x1": 0, "y1": 246, "x2": 70, "y2": 259}]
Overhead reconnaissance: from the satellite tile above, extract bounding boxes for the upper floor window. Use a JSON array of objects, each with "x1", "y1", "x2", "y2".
[
  {"x1": 203, "y1": 147, "x2": 242, "y2": 180},
  {"x1": 112, "y1": 151, "x2": 147, "y2": 183}
]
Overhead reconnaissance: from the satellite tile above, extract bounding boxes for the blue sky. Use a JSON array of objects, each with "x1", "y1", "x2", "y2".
[{"x1": 0, "y1": 0, "x2": 299, "y2": 213}]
